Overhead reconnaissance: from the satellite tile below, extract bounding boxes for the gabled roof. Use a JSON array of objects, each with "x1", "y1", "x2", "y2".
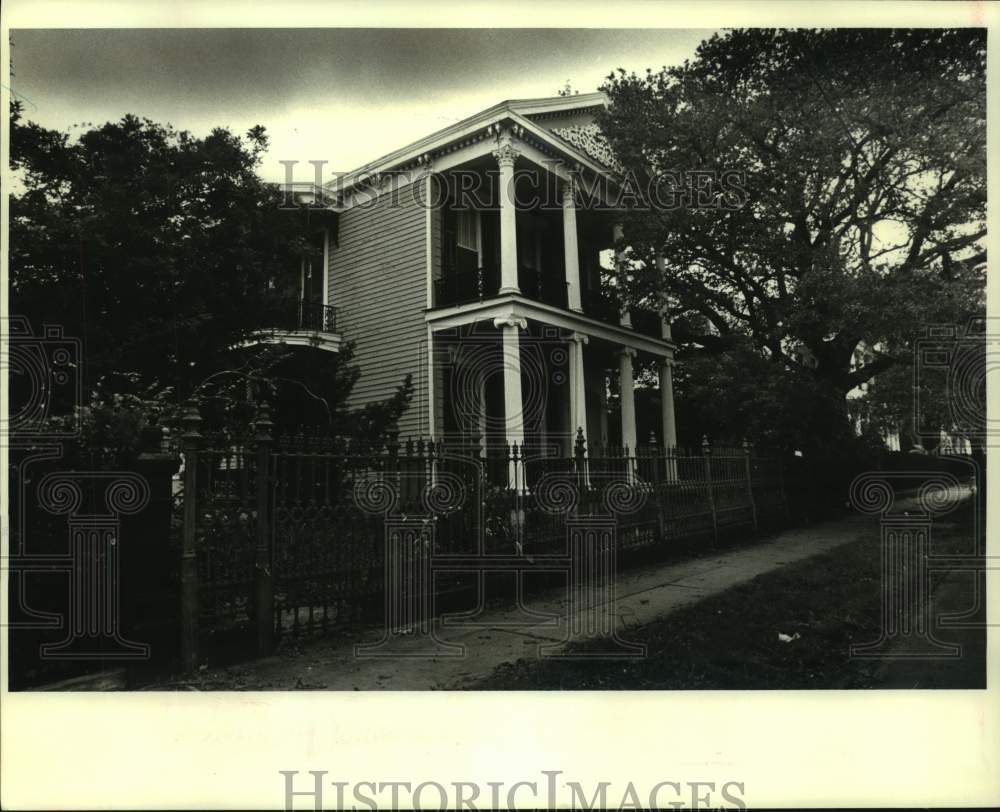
[{"x1": 327, "y1": 92, "x2": 614, "y2": 195}]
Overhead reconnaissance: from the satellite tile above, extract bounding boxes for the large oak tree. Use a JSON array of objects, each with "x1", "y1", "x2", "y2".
[{"x1": 599, "y1": 28, "x2": 986, "y2": 449}]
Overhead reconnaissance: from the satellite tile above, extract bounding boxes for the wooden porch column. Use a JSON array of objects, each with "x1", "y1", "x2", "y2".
[
  {"x1": 658, "y1": 357, "x2": 678, "y2": 481},
  {"x1": 613, "y1": 222, "x2": 631, "y2": 327},
  {"x1": 618, "y1": 347, "x2": 638, "y2": 453},
  {"x1": 562, "y1": 179, "x2": 582, "y2": 312},
  {"x1": 494, "y1": 133, "x2": 521, "y2": 295},
  {"x1": 569, "y1": 332, "x2": 589, "y2": 447},
  {"x1": 658, "y1": 359, "x2": 677, "y2": 448},
  {"x1": 659, "y1": 316, "x2": 677, "y2": 448},
  {"x1": 495, "y1": 315, "x2": 527, "y2": 487}
]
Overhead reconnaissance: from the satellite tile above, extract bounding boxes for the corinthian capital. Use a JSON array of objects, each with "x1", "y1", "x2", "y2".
[{"x1": 492, "y1": 142, "x2": 520, "y2": 168}]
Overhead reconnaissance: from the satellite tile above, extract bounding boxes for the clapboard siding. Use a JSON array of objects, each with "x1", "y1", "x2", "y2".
[
  {"x1": 429, "y1": 187, "x2": 444, "y2": 435},
  {"x1": 329, "y1": 181, "x2": 428, "y2": 438}
]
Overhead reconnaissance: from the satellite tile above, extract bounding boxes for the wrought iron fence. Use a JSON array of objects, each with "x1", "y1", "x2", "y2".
[{"x1": 176, "y1": 402, "x2": 789, "y2": 671}]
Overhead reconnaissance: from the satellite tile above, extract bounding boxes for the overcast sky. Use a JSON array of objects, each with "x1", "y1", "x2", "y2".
[{"x1": 10, "y1": 28, "x2": 714, "y2": 182}]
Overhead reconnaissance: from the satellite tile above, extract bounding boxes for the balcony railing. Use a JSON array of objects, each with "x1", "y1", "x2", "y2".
[
  {"x1": 432, "y1": 271, "x2": 664, "y2": 341},
  {"x1": 433, "y1": 264, "x2": 568, "y2": 309},
  {"x1": 582, "y1": 288, "x2": 664, "y2": 340},
  {"x1": 263, "y1": 296, "x2": 338, "y2": 334},
  {"x1": 434, "y1": 265, "x2": 501, "y2": 306},
  {"x1": 519, "y1": 266, "x2": 568, "y2": 309}
]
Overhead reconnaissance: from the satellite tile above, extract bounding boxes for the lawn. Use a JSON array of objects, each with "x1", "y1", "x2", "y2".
[{"x1": 473, "y1": 504, "x2": 985, "y2": 690}]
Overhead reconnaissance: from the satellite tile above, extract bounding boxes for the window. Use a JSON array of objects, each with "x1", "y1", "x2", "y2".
[
  {"x1": 518, "y1": 218, "x2": 544, "y2": 270},
  {"x1": 456, "y1": 209, "x2": 479, "y2": 253}
]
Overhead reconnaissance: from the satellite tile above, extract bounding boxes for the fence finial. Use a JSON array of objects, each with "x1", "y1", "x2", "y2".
[
  {"x1": 649, "y1": 430, "x2": 658, "y2": 449},
  {"x1": 701, "y1": 435, "x2": 711, "y2": 455},
  {"x1": 181, "y1": 400, "x2": 203, "y2": 441},
  {"x1": 254, "y1": 400, "x2": 274, "y2": 442},
  {"x1": 574, "y1": 427, "x2": 586, "y2": 459}
]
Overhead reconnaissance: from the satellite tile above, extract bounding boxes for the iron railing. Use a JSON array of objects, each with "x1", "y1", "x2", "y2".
[
  {"x1": 434, "y1": 265, "x2": 501, "y2": 306},
  {"x1": 582, "y1": 288, "x2": 664, "y2": 339},
  {"x1": 433, "y1": 264, "x2": 568, "y2": 309},
  {"x1": 263, "y1": 296, "x2": 338, "y2": 333}
]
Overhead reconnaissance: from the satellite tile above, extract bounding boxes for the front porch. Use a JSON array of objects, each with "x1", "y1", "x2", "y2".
[{"x1": 427, "y1": 297, "x2": 678, "y2": 486}]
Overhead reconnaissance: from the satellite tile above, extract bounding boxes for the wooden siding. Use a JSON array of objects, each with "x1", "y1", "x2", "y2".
[
  {"x1": 429, "y1": 182, "x2": 444, "y2": 435},
  {"x1": 328, "y1": 181, "x2": 428, "y2": 438}
]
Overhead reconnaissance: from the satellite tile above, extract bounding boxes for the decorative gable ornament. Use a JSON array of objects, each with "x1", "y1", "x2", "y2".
[{"x1": 551, "y1": 123, "x2": 623, "y2": 174}]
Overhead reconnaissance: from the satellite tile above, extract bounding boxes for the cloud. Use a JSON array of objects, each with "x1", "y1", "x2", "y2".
[{"x1": 11, "y1": 28, "x2": 711, "y2": 180}]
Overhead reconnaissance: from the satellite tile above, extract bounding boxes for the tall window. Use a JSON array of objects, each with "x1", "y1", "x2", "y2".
[{"x1": 456, "y1": 209, "x2": 479, "y2": 253}]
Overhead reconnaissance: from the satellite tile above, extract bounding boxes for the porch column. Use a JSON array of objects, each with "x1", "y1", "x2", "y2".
[
  {"x1": 659, "y1": 316, "x2": 677, "y2": 448},
  {"x1": 494, "y1": 134, "x2": 521, "y2": 295},
  {"x1": 562, "y1": 180, "x2": 582, "y2": 312},
  {"x1": 659, "y1": 359, "x2": 677, "y2": 445},
  {"x1": 495, "y1": 315, "x2": 527, "y2": 488},
  {"x1": 659, "y1": 310, "x2": 678, "y2": 478},
  {"x1": 618, "y1": 347, "x2": 638, "y2": 453},
  {"x1": 614, "y1": 222, "x2": 631, "y2": 327},
  {"x1": 569, "y1": 332, "x2": 589, "y2": 446}
]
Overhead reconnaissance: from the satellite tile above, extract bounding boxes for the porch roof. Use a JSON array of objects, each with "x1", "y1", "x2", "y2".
[{"x1": 425, "y1": 293, "x2": 676, "y2": 359}]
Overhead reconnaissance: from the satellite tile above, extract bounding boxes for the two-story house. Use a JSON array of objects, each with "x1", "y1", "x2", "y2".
[{"x1": 271, "y1": 92, "x2": 678, "y2": 473}]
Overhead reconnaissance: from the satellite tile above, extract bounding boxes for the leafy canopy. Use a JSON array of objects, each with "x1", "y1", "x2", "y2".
[
  {"x1": 10, "y1": 104, "x2": 411, "y2": 452},
  {"x1": 599, "y1": 28, "x2": 985, "y2": 446}
]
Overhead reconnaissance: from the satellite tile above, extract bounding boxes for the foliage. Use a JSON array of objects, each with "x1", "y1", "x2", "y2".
[
  {"x1": 29, "y1": 373, "x2": 176, "y2": 468},
  {"x1": 9, "y1": 102, "x2": 411, "y2": 452},
  {"x1": 600, "y1": 29, "x2": 986, "y2": 447}
]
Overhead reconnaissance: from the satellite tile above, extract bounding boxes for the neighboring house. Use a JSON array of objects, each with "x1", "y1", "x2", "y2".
[
  {"x1": 267, "y1": 93, "x2": 678, "y2": 463},
  {"x1": 847, "y1": 341, "x2": 972, "y2": 454},
  {"x1": 846, "y1": 342, "x2": 902, "y2": 451}
]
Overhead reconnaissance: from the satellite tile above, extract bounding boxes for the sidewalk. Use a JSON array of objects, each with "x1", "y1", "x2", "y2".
[{"x1": 163, "y1": 507, "x2": 890, "y2": 691}]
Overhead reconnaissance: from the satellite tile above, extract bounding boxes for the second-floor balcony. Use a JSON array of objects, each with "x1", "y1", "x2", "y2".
[
  {"x1": 246, "y1": 295, "x2": 342, "y2": 353},
  {"x1": 277, "y1": 298, "x2": 338, "y2": 334},
  {"x1": 433, "y1": 265, "x2": 663, "y2": 341}
]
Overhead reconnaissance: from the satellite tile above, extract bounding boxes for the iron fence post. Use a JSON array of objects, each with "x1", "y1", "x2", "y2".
[
  {"x1": 574, "y1": 427, "x2": 587, "y2": 501},
  {"x1": 650, "y1": 432, "x2": 666, "y2": 544},
  {"x1": 743, "y1": 439, "x2": 758, "y2": 530},
  {"x1": 180, "y1": 402, "x2": 202, "y2": 674},
  {"x1": 253, "y1": 401, "x2": 275, "y2": 657},
  {"x1": 702, "y1": 436, "x2": 718, "y2": 544}
]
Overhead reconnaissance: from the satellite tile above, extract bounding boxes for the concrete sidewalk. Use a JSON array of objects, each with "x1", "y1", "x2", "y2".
[{"x1": 164, "y1": 507, "x2": 890, "y2": 691}]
